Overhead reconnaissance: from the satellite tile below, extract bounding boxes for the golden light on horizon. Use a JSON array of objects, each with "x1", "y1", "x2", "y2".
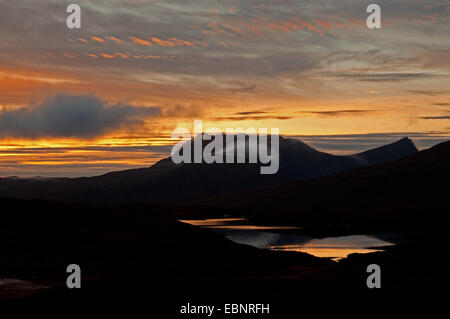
[{"x1": 0, "y1": 0, "x2": 449, "y2": 177}]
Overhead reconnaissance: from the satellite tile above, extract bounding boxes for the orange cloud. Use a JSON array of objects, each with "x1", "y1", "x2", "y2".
[
  {"x1": 222, "y1": 24, "x2": 246, "y2": 35},
  {"x1": 251, "y1": 18, "x2": 324, "y2": 36},
  {"x1": 115, "y1": 53, "x2": 129, "y2": 59},
  {"x1": 129, "y1": 36, "x2": 153, "y2": 46},
  {"x1": 85, "y1": 53, "x2": 98, "y2": 58},
  {"x1": 78, "y1": 38, "x2": 89, "y2": 43},
  {"x1": 170, "y1": 37, "x2": 194, "y2": 47},
  {"x1": 100, "y1": 53, "x2": 115, "y2": 59},
  {"x1": 298, "y1": 21, "x2": 324, "y2": 35},
  {"x1": 133, "y1": 54, "x2": 172, "y2": 60},
  {"x1": 151, "y1": 37, "x2": 194, "y2": 47},
  {"x1": 107, "y1": 36, "x2": 122, "y2": 43},
  {"x1": 64, "y1": 53, "x2": 76, "y2": 59},
  {"x1": 200, "y1": 22, "x2": 233, "y2": 37},
  {"x1": 91, "y1": 36, "x2": 105, "y2": 43},
  {"x1": 314, "y1": 20, "x2": 332, "y2": 30},
  {"x1": 152, "y1": 37, "x2": 176, "y2": 47}
]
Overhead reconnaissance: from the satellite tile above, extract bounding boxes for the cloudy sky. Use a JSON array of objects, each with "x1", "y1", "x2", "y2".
[{"x1": 0, "y1": 0, "x2": 449, "y2": 176}]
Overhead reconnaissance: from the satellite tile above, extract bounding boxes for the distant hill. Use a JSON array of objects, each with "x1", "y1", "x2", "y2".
[
  {"x1": 197, "y1": 140, "x2": 450, "y2": 229},
  {"x1": 0, "y1": 136, "x2": 418, "y2": 205}
]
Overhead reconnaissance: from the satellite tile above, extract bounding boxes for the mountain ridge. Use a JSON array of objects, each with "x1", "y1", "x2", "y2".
[
  {"x1": 194, "y1": 140, "x2": 450, "y2": 222},
  {"x1": 0, "y1": 136, "x2": 419, "y2": 205}
]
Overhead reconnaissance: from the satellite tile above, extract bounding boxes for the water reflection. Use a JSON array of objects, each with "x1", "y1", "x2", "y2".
[
  {"x1": 180, "y1": 218, "x2": 247, "y2": 227},
  {"x1": 0, "y1": 278, "x2": 47, "y2": 290},
  {"x1": 181, "y1": 218, "x2": 395, "y2": 261},
  {"x1": 270, "y1": 235, "x2": 394, "y2": 261},
  {"x1": 180, "y1": 218, "x2": 300, "y2": 230}
]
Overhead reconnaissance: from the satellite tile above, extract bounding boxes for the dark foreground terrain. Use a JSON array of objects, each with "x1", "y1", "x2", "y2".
[
  {"x1": 1, "y1": 140, "x2": 449, "y2": 314},
  {"x1": 0, "y1": 197, "x2": 449, "y2": 314}
]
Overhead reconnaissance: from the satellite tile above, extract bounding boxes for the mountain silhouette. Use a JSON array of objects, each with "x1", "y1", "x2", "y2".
[
  {"x1": 198, "y1": 140, "x2": 450, "y2": 229},
  {"x1": 0, "y1": 136, "x2": 418, "y2": 205}
]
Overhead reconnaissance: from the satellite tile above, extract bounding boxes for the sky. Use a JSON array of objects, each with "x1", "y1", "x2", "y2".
[{"x1": 0, "y1": 0, "x2": 449, "y2": 177}]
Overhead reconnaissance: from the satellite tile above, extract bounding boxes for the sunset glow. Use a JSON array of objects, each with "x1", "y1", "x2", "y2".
[{"x1": 1, "y1": 0, "x2": 449, "y2": 176}]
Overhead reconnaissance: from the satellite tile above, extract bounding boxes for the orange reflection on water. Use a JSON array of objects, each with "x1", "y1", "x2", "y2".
[
  {"x1": 180, "y1": 218, "x2": 301, "y2": 230},
  {"x1": 179, "y1": 218, "x2": 247, "y2": 227},
  {"x1": 208, "y1": 225, "x2": 301, "y2": 230},
  {"x1": 270, "y1": 245, "x2": 383, "y2": 261}
]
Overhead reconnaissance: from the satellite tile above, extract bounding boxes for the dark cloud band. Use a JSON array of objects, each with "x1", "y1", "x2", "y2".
[{"x1": 0, "y1": 94, "x2": 161, "y2": 138}]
